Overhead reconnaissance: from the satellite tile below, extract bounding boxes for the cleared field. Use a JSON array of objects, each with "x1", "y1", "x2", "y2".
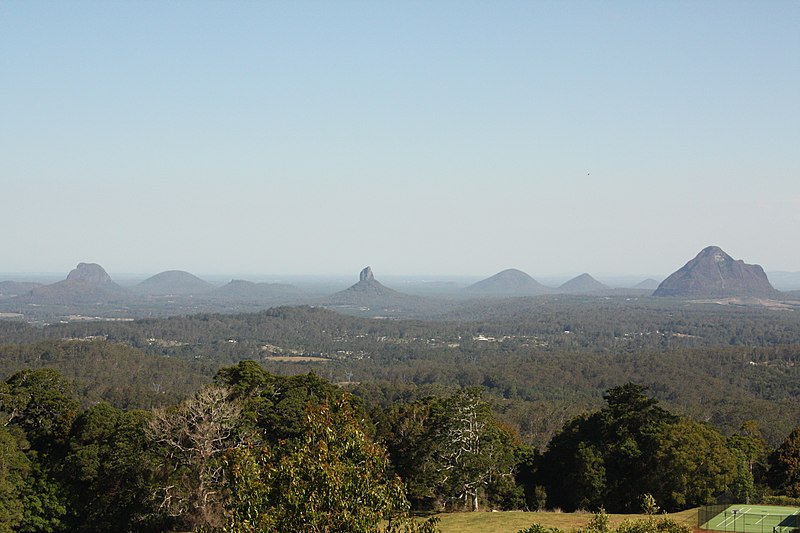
[{"x1": 428, "y1": 509, "x2": 698, "y2": 533}]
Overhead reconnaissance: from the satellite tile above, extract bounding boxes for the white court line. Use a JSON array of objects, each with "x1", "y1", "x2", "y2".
[{"x1": 715, "y1": 508, "x2": 752, "y2": 530}]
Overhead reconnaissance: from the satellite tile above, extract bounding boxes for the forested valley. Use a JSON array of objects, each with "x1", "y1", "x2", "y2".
[{"x1": 1, "y1": 296, "x2": 800, "y2": 531}]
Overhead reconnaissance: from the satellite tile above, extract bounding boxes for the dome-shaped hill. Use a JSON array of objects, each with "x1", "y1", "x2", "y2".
[
  {"x1": 209, "y1": 279, "x2": 307, "y2": 303},
  {"x1": 558, "y1": 273, "x2": 609, "y2": 293},
  {"x1": 465, "y1": 268, "x2": 551, "y2": 296},
  {"x1": 633, "y1": 278, "x2": 661, "y2": 291},
  {"x1": 136, "y1": 270, "x2": 215, "y2": 296}
]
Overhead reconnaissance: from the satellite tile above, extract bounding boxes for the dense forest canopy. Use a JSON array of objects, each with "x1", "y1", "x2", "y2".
[
  {"x1": 2, "y1": 299, "x2": 799, "y2": 445},
  {"x1": 1, "y1": 296, "x2": 800, "y2": 531}
]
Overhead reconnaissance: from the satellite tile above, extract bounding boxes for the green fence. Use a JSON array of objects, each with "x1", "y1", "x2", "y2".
[{"x1": 700, "y1": 505, "x2": 729, "y2": 528}]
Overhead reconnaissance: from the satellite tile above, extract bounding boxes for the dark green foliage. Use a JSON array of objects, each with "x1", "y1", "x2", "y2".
[
  {"x1": 653, "y1": 418, "x2": 736, "y2": 508},
  {"x1": 0, "y1": 426, "x2": 30, "y2": 532},
  {"x1": 19, "y1": 462, "x2": 66, "y2": 533},
  {"x1": 215, "y1": 360, "x2": 361, "y2": 444},
  {"x1": 513, "y1": 446, "x2": 544, "y2": 511},
  {"x1": 1, "y1": 368, "x2": 79, "y2": 448},
  {"x1": 769, "y1": 427, "x2": 800, "y2": 497},
  {"x1": 3, "y1": 297, "x2": 800, "y2": 522},
  {"x1": 0, "y1": 340, "x2": 208, "y2": 409},
  {"x1": 378, "y1": 388, "x2": 520, "y2": 512},
  {"x1": 598, "y1": 384, "x2": 676, "y2": 511},
  {"x1": 380, "y1": 397, "x2": 444, "y2": 509},
  {"x1": 62, "y1": 404, "x2": 163, "y2": 532},
  {"x1": 1, "y1": 369, "x2": 77, "y2": 532},
  {"x1": 540, "y1": 384, "x2": 673, "y2": 512},
  {"x1": 728, "y1": 421, "x2": 768, "y2": 504},
  {"x1": 540, "y1": 384, "x2": 736, "y2": 512},
  {"x1": 6, "y1": 300, "x2": 799, "y2": 447},
  {"x1": 1, "y1": 368, "x2": 167, "y2": 533},
  {"x1": 223, "y1": 399, "x2": 436, "y2": 533}
]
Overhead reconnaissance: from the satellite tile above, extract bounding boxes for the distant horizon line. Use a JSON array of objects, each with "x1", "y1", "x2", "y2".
[
  {"x1": 3, "y1": 267, "x2": 799, "y2": 281},
  {"x1": 1, "y1": 269, "x2": 672, "y2": 280},
  {"x1": 1, "y1": 257, "x2": 799, "y2": 285}
]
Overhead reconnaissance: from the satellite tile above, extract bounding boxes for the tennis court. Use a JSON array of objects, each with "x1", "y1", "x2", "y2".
[{"x1": 699, "y1": 505, "x2": 800, "y2": 533}]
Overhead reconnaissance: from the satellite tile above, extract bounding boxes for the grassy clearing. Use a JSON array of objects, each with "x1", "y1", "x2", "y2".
[{"x1": 426, "y1": 509, "x2": 698, "y2": 533}]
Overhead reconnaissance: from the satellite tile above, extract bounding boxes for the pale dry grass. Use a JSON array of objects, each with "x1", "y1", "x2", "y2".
[{"x1": 428, "y1": 509, "x2": 698, "y2": 533}]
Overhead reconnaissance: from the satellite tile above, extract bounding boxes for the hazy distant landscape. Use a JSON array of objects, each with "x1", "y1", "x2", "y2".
[
  {"x1": 2, "y1": 246, "x2": 800, "y2": 531},
  {"x1": 2, "y1": 246, "x2": 800, "y2": 324},
  {"x1": 3, "y1": 1, "x2": 799, "y2": 531}
]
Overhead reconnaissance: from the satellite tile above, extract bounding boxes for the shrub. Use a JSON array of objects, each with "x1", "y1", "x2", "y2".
[
  {"x1": 517, "y1": 524, "x2": 565, "y2": 533},
  {"x1": 616, "y1": 516, "x2": 691, "y2": 533}
]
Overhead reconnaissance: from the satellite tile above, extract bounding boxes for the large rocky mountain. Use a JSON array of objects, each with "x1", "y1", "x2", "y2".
[
  {"x1": 465, "y1": 268, "x2": 551, "y2": 296},
  {"x1": 324, "y1": 267, "x2": 432, "y2": 317},
  {"x1": 135, "y1": 270, "x2": 216, "y2": 296},
  {"x1": 22, "y1": 263, "x2": 128, "y2": 304},
  {"x1": 559, "y1": 273, "x2": 609, "y2": 293},
  {"x1": 327, "y1": 267, "x2": 404, "y2": 303},
  {"x1": 653, "y1": 246, "x2": 779, "y2": 298}
]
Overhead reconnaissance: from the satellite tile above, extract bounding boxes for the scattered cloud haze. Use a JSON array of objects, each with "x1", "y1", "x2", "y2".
[{"x1": 2, "y1": 1, "x2": 798, "y2": 277}]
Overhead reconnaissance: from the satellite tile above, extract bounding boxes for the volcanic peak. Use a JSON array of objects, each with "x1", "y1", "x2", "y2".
[
  {"x1": 466, "y1": 268, "x2": 550, "y2": 295},
  {"x1": 653, "y1": 246, "x2": 778, "y2": 298},
  {"x1": 559, "y1": 273, "x2": 609, "y2": 293},
  {"x1": 136, "y1": 270, "x2": 215, "y2": 296},
  {"x1": 360, "y1": 266, "x2": 375, "y2": 282},
  {"x1": 66, "y1": 262, "x2": 114, "y2": 285}
]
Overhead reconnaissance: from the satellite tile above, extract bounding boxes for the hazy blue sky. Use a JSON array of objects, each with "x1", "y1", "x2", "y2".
[{"x1": 2, "y1": 1, "x2": 798, "y2": 278}]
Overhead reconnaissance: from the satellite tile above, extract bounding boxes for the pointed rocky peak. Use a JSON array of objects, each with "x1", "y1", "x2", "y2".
[
  {"x1": 326, "y1": 265, "x2": 412, "y2": 305},
  {"x1": 696, "y1": 245, "x2": 733, "y2": 264},
  {"x1": 360, "y1": 266, "x2": 375, "y2": 282},
  {"x1": 65, "y1": 262, "x2": 114, "y2": 285},
  {"x1": 654, "y1": 246, "x2": 778, "y2": 298}
]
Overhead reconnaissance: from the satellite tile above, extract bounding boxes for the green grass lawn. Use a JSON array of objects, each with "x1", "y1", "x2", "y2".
[{"x1": 426, "y1": 509, "x2": 698, "y2": 533}]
